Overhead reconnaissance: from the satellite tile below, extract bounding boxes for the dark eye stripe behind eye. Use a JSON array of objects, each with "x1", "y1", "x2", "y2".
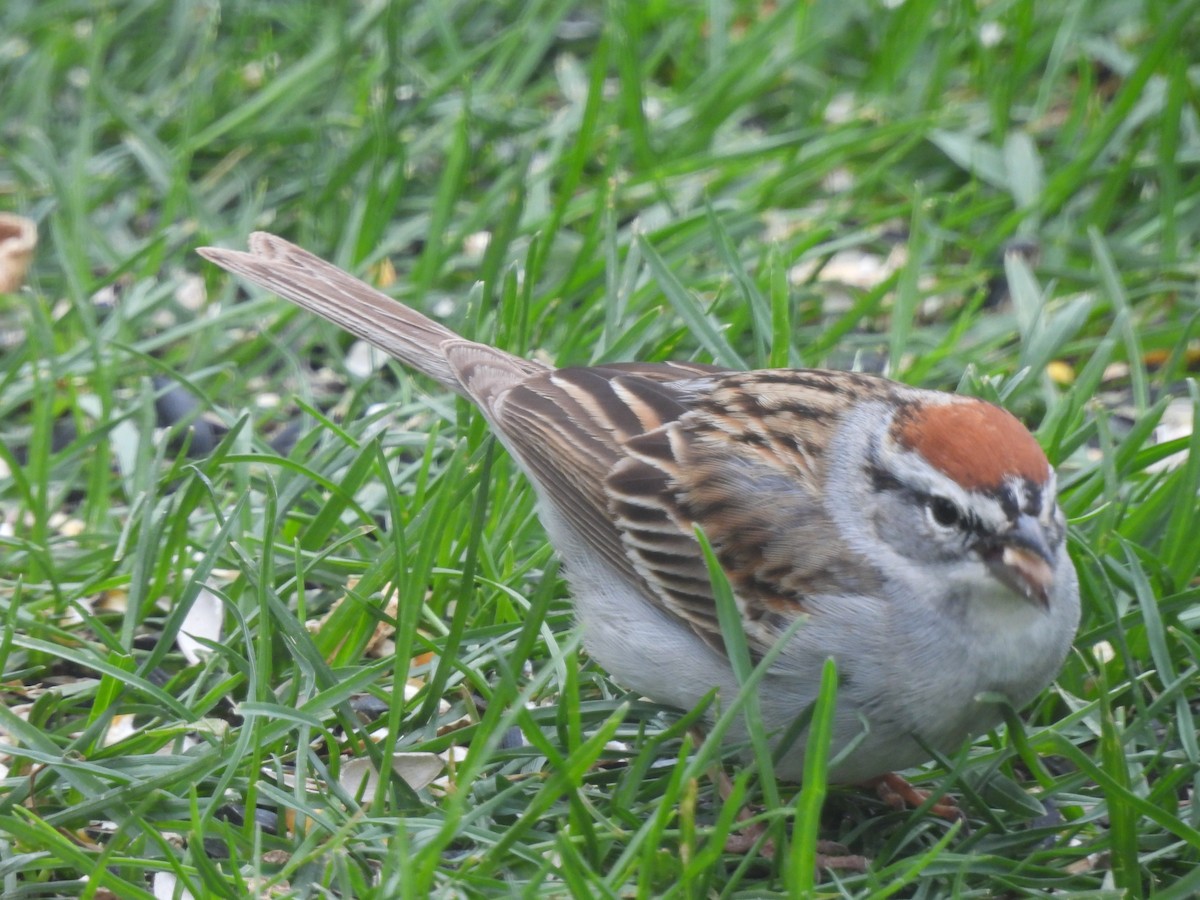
[
  {"x1": 867, "y1": 463, "x2": 903, "y2": 494},
  {"x1": 931, "y1": 494, "x2": 987, "y2": 538}
]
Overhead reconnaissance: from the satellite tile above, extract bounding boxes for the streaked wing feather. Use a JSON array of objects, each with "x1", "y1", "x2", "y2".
[
  {"x1": 490, "y1": 362, "x2": 730, "y2": 586},
  {"x1": 610, "y1": 371, "x2": 893, "y2": 657},
  {"x1": 498, "y1": 364, "x2": 890, "y2": 659}
]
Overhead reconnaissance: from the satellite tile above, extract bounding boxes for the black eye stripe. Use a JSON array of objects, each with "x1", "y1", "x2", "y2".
[{"x1": 867, "y1": 463, "x2": 903, "y2": 494}]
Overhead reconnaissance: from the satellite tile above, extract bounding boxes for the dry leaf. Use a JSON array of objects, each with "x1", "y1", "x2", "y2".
[
  {"x1": 177, "y1": 585, "x2": 223, "y2": 664},
  {"x1": 103, "y1": 714, "x2": 138, "y2": 747},
  {"x1": 339, "y1": 751, "x2": 445, "y2": 798},
  {"x1": 789, "y1": 244, "x2": 908, "y2": 290},
  {"x1": 431, "y1": 745, "x2": 470, "y2": 793},
  {"x1": 369, "y1": 256, "x2": 397, "y2": 288},
  {"x1": 174, "y1": 272, "x2": 206, "y2": 311},
  {"x1": 152, "y1": 872, "x2": 195, "y2": 900},
  {"x1": 463, "y1": 231, "x2": 491, "y2": 262},
  {"x1": 345, "y1": 339, "x2": 389, "y2": 378},
  {"x1": 1147, "y1": 397, "x2": 1193, "y2": 473},
  {"x1": 95, "y1": 589, "x2": 129, "y2": 613},
  {"x1": 0, "y1": 213, "x2": 36, "y2": 293}
]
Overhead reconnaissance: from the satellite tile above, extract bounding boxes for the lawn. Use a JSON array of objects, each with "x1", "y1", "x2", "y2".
[{"x1": 2, "y1": 0, "x2": 1199, "y2": 896}]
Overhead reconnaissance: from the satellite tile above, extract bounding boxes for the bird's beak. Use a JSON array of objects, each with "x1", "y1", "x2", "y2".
[{"x1": 983, "y1": 514, "x2": 1055, "y2": 608}]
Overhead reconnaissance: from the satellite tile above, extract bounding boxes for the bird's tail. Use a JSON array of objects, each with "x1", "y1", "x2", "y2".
[{"x1": 198, "y1": 232, "x2": 541, "y2": 397}]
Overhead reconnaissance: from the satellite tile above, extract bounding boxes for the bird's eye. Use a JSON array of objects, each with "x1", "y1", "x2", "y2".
[{"x1": 927, "y1": 497, "x2": 960, "y2": 528}]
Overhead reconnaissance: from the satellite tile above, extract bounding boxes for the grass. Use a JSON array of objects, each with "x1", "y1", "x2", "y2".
[{"x1": 2, "y1": 0, "x2": 1199, "y2": 895}]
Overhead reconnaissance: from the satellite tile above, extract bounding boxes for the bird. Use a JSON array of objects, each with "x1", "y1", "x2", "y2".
[{"x1": 199, "y1": 232, "x2": 1080, "y2": 797}]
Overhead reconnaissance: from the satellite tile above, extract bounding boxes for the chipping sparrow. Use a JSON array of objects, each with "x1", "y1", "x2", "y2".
[{"x1": 199, "y1": 233, "x2": 1080, "y2": 786}]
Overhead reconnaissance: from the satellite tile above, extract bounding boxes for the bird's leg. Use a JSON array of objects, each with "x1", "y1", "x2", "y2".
[
  {"x1": 707, "y1": 756, "x2": 867, "y2": 871},
  {"x1": 711, "y1": 766, "x2": 775, "y2": 857},
  {"x1": 866, "y1": 772, "x2": 964, "y2": 822}
]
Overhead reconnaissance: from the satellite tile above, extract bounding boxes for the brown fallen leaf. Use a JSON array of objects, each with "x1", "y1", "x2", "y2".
[{"x1": 0, "y1": 213, "x2": 36, "y2": 293}]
